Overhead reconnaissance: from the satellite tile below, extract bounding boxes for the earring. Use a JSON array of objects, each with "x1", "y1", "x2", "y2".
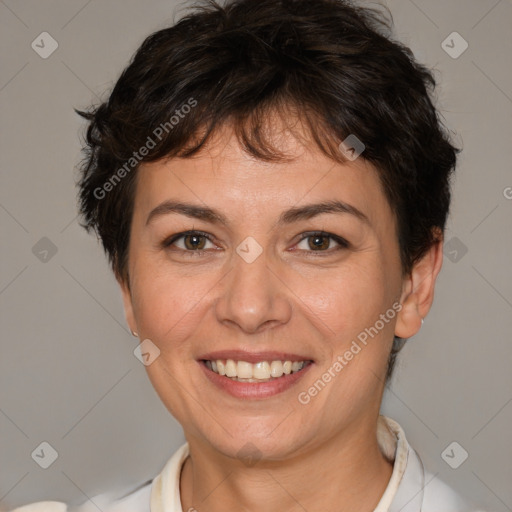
[
  {"x1": 421, "y1": 318, "x2": 424, "y2": 325},
  {"x1": 131, "y1": 330, "x2": 139, "y2": 337}
]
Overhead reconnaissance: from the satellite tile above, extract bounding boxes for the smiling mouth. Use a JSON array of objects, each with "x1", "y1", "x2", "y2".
[{"x1": 201, "y1": 359, "x2": 313, "y2": 383}]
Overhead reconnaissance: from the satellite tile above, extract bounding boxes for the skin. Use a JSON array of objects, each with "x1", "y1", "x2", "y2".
[{"x1": 119, "y1": 118, "x2": 443, "y2": 511}]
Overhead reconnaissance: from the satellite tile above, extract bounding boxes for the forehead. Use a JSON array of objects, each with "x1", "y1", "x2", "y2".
[{"x1": 134, "y1": 122, "x2": 394, "y2": 231}]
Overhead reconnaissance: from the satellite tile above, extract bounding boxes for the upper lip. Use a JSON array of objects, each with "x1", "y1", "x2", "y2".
[{"x1": 198, "y1": 350, "x2": 314, "y2": 364}]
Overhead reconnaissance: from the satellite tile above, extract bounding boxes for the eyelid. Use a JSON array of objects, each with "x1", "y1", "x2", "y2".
[
  {"x1": 294, "y1": 231, "x2": 349, "y2": 251},
  {"x1": 161, "y1": 230, "x2": 217, "y2": 250},
  {"x1": 162, "y1": 230, "x2": 349, "y2": 254}
]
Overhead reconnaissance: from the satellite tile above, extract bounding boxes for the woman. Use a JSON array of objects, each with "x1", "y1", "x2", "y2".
[{"x1": 14, "y1": 0, "x2": 484, "y2": 510}]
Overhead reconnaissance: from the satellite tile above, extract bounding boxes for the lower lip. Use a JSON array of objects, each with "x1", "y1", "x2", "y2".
[{"x1": 199, "y1": 361, "x2": 313, "y2": 399}]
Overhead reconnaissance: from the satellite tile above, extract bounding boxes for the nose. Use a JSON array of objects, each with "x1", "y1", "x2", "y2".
[{"x1": 214, "y1": 247, "x2": 293, "y2": 335}]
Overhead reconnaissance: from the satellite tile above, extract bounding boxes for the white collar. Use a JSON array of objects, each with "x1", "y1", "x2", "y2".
[
  {"x1": 13, "y1": 416, "x2": 476, "y2": 511},
  {"x1": 150, "y1": 415, "x2": 425, "y2": 512}
]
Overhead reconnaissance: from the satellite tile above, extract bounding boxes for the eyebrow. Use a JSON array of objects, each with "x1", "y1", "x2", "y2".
[{"x1": 145, "y1": 199, "x2": 370, "y2": 227}]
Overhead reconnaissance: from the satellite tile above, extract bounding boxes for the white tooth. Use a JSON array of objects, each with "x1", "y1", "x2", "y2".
[
  {"x1": 237, "y1": 361, "x2": 253, "y2": 379},
  {"x1": 225, "y1": 359, "x2": 237, "y2": 377},
  {"x1": 283, "y1": 361, "x2": 292, "y2": 374},
  {"x1": 205, "y1": 360, "x2": 212, "y2": 370},
  {"x1": 211, "y1": 360, "x2": 217, "y2": 373},
  {"x1": 270, "y1": 360, "x2": 284, "y2": 378},
  {"x1": 291, "y1": 361, "x2": 304, "y2": 372},
  {"x1": 253, "y1": 361, "x2": 271, "y2": 379},
  {"x1": 216, "y1": 360, "x2": 226, "y2": 376}
]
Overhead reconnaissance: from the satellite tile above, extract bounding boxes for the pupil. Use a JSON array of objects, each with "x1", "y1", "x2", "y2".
[
  {"x1": 310, "y1": 235, "x2": 328, "y2": 250},
  {"x1": 185, "y1": 235, "x2": 205, "y2": 250}
]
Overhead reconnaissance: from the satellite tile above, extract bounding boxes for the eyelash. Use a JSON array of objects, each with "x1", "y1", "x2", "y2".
[{"x1": 161, "y1": 230, "x2": 349, "y2": 257}]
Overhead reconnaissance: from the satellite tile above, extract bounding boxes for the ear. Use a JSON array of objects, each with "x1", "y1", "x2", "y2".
[
  {"x1": 117, "y1": 274, "x2": 138, "y2": 336},
  {"x1": 395, "y1": 231, "x2": 444, "y2": 339}
]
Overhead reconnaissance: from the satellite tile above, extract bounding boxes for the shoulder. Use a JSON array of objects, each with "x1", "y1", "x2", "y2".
[
  {"x1": 380, "y1": 416, "x2": 489, "y2": 512},
  {"x1": 10, "y1": 502, "x2": 68, "y2": 512},
  {"x1": 74, "y1": 479, "x2": 152, "y2": 512},
  {"x1": 9, "y1": 481, "x2": 152, "y2": 512},
  {"x1": 9, "y1": 443, "x2": 190, "y2": 512}
]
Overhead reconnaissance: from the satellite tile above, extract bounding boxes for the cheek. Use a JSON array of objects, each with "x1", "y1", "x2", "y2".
[
  {"x1": 130, "y1": 263, "x2": 212, "y2": 351},
  {"x1": 296, "y1": 262, "x2": 391, "y2": 337}
]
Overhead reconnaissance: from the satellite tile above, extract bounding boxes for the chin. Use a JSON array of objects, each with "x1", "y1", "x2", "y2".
[{"x1": 198, "y1": 416, "x2": 314, "y2": 463}]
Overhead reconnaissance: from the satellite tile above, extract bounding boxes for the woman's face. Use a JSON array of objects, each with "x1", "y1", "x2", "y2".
[{"x1": 121, "y1": 122, "x2": 415, "y2": 461}]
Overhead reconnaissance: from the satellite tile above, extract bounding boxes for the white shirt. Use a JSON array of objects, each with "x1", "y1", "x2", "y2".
[{"x1": 11, "y1": 416, "x2": 485, "y2": 512}]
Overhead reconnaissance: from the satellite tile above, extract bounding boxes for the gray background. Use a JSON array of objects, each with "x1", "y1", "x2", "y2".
[{"x1": 1, "y1": 0, "x2": 511, "y2": 510}]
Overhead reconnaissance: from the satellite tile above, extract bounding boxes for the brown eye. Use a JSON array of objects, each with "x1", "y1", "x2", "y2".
[
  {"x1": 162, "y1": 231, "x2": 215, "y2": 253},
  {"x1": 295, "y1": 232, "x2": 349, "y2": 253},
  {"x1": 183, "y1": 234, "x2": 207, "y2": 250},
  {"x1": 308, "y1": 234, "x2": 331, "y2": 251}
]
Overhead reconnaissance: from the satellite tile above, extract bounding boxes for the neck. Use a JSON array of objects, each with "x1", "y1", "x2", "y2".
[{"x1": 180, "y1": 418, "x2": 393, "y2": 512}]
